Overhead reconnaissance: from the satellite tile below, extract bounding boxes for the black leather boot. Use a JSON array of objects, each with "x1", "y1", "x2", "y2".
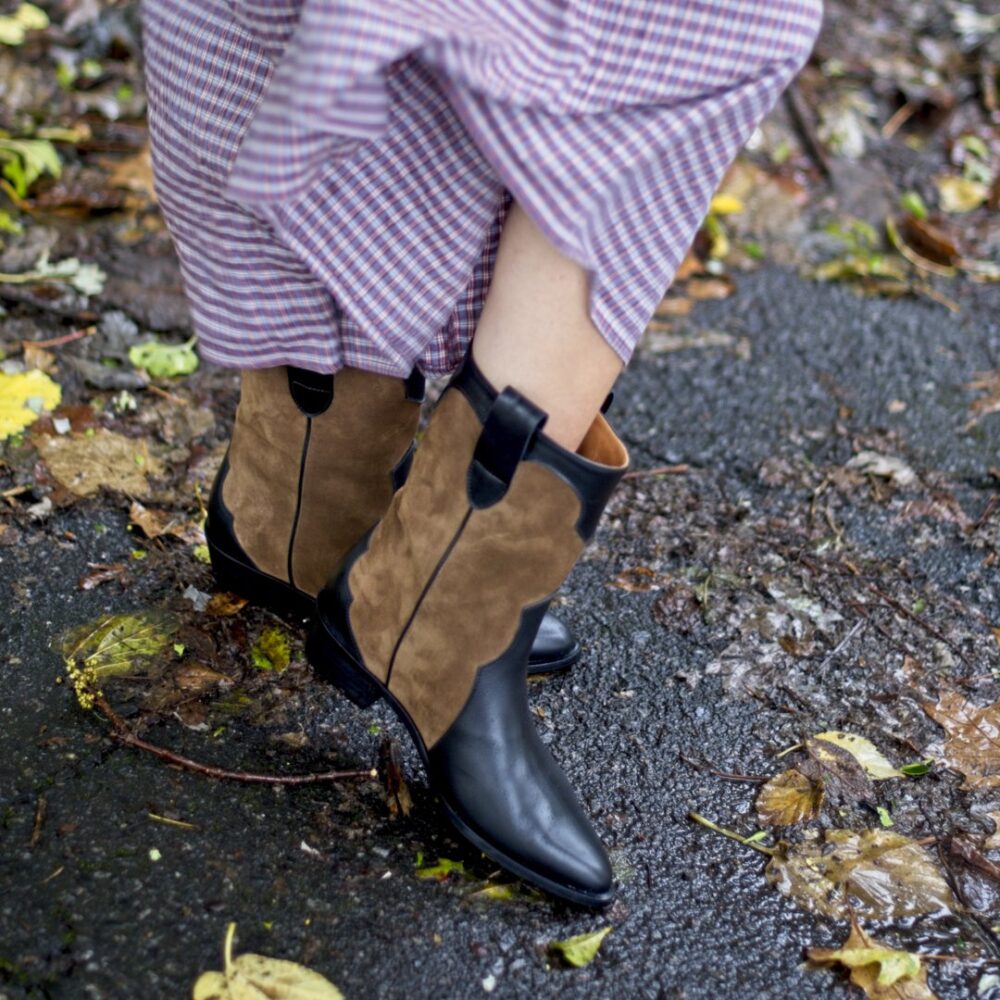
[
  {"x1": 205, "y1": 365, "x2": 580, "y2": 675},
  {"x1": 308, "y1": 354, "x2": 629, "y2": 905}
]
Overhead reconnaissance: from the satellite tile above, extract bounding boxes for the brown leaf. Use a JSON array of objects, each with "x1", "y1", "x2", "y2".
[
  {"x1": 804, "y1": 736, "x2": 877, "y2": 805},
  {"x1": 807, "y1": 917, "x2": 938, "y2": 999},
  {"x1": 756, "y1": 769, "x2": 824, "y2": 826},
  {"x1": 129, "y1": 500, "x2": 203, "y2": 544},
  {"x1": 378, "y1": 737, "x2": 412, "y2": 819},
  {"x1": 686, "y1": 276, "x2": 735, "y2": 301},
  {"x1": 900, "y1": 215, "x2": 959, "y2": 266},
  {"x1": 766, "y1": 829, "x2": 956, "y2": 920},
  {"x1": 205, "y1": 592, "x2": 248, "y2": 616},
  {"x1": 923, "y1": 690, "x2": 1000, "y2": 789},
  {"x1": 654, "y1": 296, "x2": 693, "y2": 317},
  {"x1": 77, "y1": 562, "x2": 128, "y2": 591},
  {"x1": 608, "y1": 566, "x2": 662, "y2": 592},
  {"x1": 35, "y1": 429, "x2": 163, "y2": 498}
]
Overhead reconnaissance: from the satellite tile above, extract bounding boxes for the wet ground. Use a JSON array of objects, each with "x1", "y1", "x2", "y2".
[{"x1": 2, "y1": 266, "x2": 998, "y2": 999}]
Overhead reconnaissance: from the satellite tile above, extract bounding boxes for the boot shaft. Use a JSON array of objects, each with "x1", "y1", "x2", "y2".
[
  {"x1": 217, "y1": 366, "x2": 423, "y2": 597},
  {"x1": 346, "y1": 354, "x2": 628, "y2": 747}
]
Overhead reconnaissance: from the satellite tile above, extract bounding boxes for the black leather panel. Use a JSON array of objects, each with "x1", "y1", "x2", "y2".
[
  {"x1": 428, "y1": 601, "x2": 612, "y2": 897},
  {"x1": 404, "y1": 367, "x2": 427, "y2": 403},
  {"x1": 287, "y1": 366, "x2": 334, "y2": 416},
  {"x1": 204, "y1": 451, "x2": 250, "y2": 564}
]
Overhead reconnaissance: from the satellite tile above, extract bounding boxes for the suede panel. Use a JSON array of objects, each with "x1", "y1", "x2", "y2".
[
  {"x1": 390, "y1": 460, "x2": 584, "y2": 747},
  {"x1": 579, "y1": 413, "x2": 629, "y2": 468},
  {"x1": 223, "y1": 368, "x2": 307, "y2": 582},
  {"x1": 347, "y1": 390, "x2": 481, "y2": 681},
  {"x1": 291, "y1": 369, "x2": 420, "y2": 597}
]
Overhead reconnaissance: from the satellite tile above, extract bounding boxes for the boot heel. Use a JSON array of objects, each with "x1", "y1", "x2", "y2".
[{"x1": 306, "y1": 626, "x2": 382, "y2": 709}]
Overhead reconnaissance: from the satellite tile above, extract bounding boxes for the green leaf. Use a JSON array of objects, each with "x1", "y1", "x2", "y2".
[
  {"x1": 900, "y1": 759, "x2": 933, "y2": 777},
  {"x1": 60, "y1": 611, "x2": 177, "y2": 681},
  {"x1": 548, "y1": 927, "x2": 612, "y2": 968},
  {"x1": 415, "y1": 857, "x2": 465, "y2": 880},
  {"x1": 128, "y1": 337, "x2": 199, "y2": 378},
  {"x1": 0, "y1": 137, "x2": 60, "y2": 196},
  {"x1": 876, "y1": 806, "x2": 894, "y2": 828},
  {"x1": 899, "y1": 191, "x2": 927, "y2": 220},
  {"x1": 250, "y1": 627, "x2": 291, "y2": 673}
]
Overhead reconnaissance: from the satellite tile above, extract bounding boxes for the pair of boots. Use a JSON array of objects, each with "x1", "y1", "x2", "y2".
[{"x1": 206, "y1": 354, "x2": 628, "y2": 906}]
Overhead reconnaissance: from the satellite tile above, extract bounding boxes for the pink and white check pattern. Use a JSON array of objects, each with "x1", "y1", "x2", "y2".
[{"x1": 142, "y1": 0, "x2": 822, "y2": 376}]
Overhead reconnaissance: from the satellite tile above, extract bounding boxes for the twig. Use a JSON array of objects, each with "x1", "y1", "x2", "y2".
[
  {"x1": 783, "y1": 82, "x2": 831, "y2": 178},
  {"x1": 148, "y1": 812, "x2": 197, "y2": 830},
  {"x1": 881, "y1": 100, "x2": 918, "y2": 139},
  {"x1": 688, "y1": 812, "x2": 775, "y2": 856},
  {"x1": 866, "y1": 582, "x2": 953, "y2": 647},
  {"x1": 22, "y1": 327, "x2": 93, "y2": 349},
  {"x1": 145, "y1": 383, "x2": 187, "y2": 406},
  {"x1": 678, "y1": 751, "x2": 769, "y2": 783},
  {"x1": 94, "y1": 694, "x2": 375, "y2": 786},
  {"x1": 817, "y1": 619, "x2": 865, "y2": 671},
  {"x1": 1, "y1": 484, "x2": 30, "y2": 498},
  {"x1": 623, "y1": 464, "x2": 690, "y2": 480},
  {"x1": 30, "y1": 796, "x2": 46, "y2": 847}
]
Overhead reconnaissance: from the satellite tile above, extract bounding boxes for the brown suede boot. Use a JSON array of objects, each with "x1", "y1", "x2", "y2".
[
  {"x1": 308, "y1": 353, "x2": 629, "y2": 906},
  {"x1": 205, "y1": 366, "x2": 581, "y2": 674}
]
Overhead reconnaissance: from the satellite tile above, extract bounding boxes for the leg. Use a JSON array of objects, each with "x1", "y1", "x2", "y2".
[{"x1": 472, "y1": 202, "x2": 622, "y2": 452}]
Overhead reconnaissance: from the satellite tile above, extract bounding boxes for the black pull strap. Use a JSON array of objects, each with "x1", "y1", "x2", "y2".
[
  {"x1": 467, "y1": 387, "x2": 547, "y2": 509},
  {"x1": 287, "y1": 366, "x2": 334, "y2": 416},
  {"x1": 404, "y1": 367, "x2": 426, "y2": 403}
]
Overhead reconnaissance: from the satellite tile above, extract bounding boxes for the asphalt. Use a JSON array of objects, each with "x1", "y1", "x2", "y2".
[{"x1": 2, "y1": 267, "x2": 999, "y2": 999}]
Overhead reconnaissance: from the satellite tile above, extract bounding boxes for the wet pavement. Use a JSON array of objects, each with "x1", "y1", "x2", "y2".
[{"x1": 2, "y1": 268, "x2": 999, "y2": 999}]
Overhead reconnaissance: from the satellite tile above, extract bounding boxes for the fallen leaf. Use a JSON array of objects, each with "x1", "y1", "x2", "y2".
[
  {"x1": 129, "y1": 500, "x2": 203, "y2": 545},
  {"x1": 21, "y1": 342, "x2": 56, "y2": 373},
  {"x1": 935, "y1": 174, "x2": 988, "y2": 214},
  {"x1": 206, "y1": 592, "x2": 248, "y2": 616},
  {"x1": 36, "y1": 429, "x2": 163, "y2": 497},
  {"x1": 608, "y1": 566, "x2": 662, "y2": 592},
  {"x1": 899, "y1": 215, "x2": 959, "y2": 266},
  {"x1": 654, "y1": 296, "x2": 693, "y2": 317},
  {"x1": 60, "y1": 611, "x2": 177, "y2": 681},
  {"x1": 807, "y1": 917, "x2": 938, "y2": 999},
  {"x1": 804, "y1": 737, "x2": 877, "y2": 806},
  {"x1": 0, "y1": 3, "x2": 48, "y2": 45},
  {"x1": 756, "y1": 769, "x2": 824, "y2": 826},
  {"x1": 686, "y1": 276, "x2": 735, "y2": 300},
  {"x1": 129, "y1": 337, "x2": 198, "y2": 378},
  {"x1": 250, "y1": 627, "x2": 291, "y2": 673},
  {"x1": 846, "y1": 451, "x2": 916, "y2": 487},
  {"x1": 813, "y1": 732, "x2": 903, "y2": 780},
  {"x1": 77, "y1": 562, "x2": 128, "y2": 591},
  {"x1": 923, "y1": 691, "x2": 1000, "y2": 789},
  {"x1": 193, "y1": 923, "x2": 343, "y2": 1000},
  {"x1": 416, "y1": 858, "x2": 466, "y2": 881},
  {"x1": 709, "y1": 193, "x2": 744, "y2": 215},
  {"x1": 766, "y1": 829, "x2": 956, "y2": 920},
  {"x1": 548, "y1": 927, "x2": 612, "y2": 968},
  {"x1": 0, "y1": 369, "x2": 61, "y2": 439},
  {"x1": 467, "y1": 884, "x2": 520, "y2": 903}
]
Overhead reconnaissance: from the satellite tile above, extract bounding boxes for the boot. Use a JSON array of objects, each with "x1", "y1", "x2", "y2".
[
  {"x1": 308, "y1": 354, "x2": 629, "y2": 905},
  {"x1": 205, "y1": 366, "x2": 580, "y2": 674}
]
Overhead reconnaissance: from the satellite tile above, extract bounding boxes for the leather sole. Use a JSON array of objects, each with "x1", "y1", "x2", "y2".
[
  {"x1": 207, "y1": 537, "x2": 579, "y2": 675},
  {"x1": 305, "y1": 620, "x2": 612, "y2": 909}
]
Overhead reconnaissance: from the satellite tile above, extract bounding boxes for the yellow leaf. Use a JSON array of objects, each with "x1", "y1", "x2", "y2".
[
  {"x1": 808, "y1": 919, "x2": 938, "y2": 999},
  {"x1": 710, "y1": 193, "x2": 745, "y2": 215},
  {"x1": 0, "y1": 369, "x2": 61, "y2": 439},
  {"x1": 814, "y1": 731, "x2": 903, "y2": 780},
  {"x1": 60, "y1": 611, "x2": 177, "y2": 681},
  {"x1": 193, "y1": 923, "x2": 343, "y2": 1000},
  {"x1": 934, "y1": 175, "x2": 988, "y2": 214},
  {"x1": 756, "y1": 768, "x2": 824, "y2": 826},
  {"x1": 548, "y1": 927, "x2": 612, "y2": 968}
]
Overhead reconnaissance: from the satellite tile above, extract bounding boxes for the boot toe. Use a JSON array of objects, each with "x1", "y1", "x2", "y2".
[{"x1": 527, "y1": 611, "x2": 580, "y2": 673}]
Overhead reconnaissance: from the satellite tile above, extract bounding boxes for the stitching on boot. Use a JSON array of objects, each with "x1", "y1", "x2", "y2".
[{"x1": 286, "y1": 416, "x2": 313, "y2": 590}]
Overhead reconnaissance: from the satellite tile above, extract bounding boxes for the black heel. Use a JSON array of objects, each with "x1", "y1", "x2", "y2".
[{"x1": 306, "y1": 626, "x2": 382, "y2": 709}]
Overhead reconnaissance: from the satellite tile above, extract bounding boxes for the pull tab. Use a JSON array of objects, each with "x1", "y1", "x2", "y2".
[
  {"x1": 467, "y1": 387, "x2": 547, "y2": 509},
  {"x1": 287, "y1": 366, "x2": 334, "y2": 416},
  {"x1": 404, "y1": 367, "x2": 426, "y2": 403}
]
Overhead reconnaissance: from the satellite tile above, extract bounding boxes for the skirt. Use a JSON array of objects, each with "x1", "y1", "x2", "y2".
[{"x1": 141, "y1": 0, "x2": 822, "y2": 377}]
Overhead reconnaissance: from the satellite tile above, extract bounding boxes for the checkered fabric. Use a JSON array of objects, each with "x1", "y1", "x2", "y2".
[{"x1": 142, "y1": 0, "x2": 822, "y2": 376}]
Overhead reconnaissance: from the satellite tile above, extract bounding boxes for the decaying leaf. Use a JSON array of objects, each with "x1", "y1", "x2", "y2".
[
  {"x1": 60, "y1": 611, "x2": 177, "y2": 681},
  {"x1": 129, "y1": 337, "x2": 198, "y2": 378},
  {"x1": 206, "y1": 592, "x2": 249, "y2": 616},
  {"x1": 193, "y1": 923, "x2": 343, "y2": 1000},
  {"x1": 766, "y1": 829, "x2": 956, "y2": 920},
  {"x1": 36, "y1": 428, "x2": 164, "y2": 497},
  {"x1": 804, "y1": 736, "x2": 877, "y2": 806},
  {"x1": 756, "y1": 769, "x2": 824, "y2": 826},
  {"x1": 923, "y1": 691, "x2": 1000, "y2": 790},
  {"x1": 846, "y1": 451, "x2": 916, "y2": 487},
  {"x1": 129, "y1": 501, "x2": 204, "y2": 545},
  {"x1": 813, "y1": 732, "x2": 903, "y2": 780},
  {"x1": 378, "y1": 736, "x2": 412, "y2": 819},
  {"x1": 807, "y1": 917, "x2": 938, "y2": 999},
  {"x1": 548, "y1": 927, "x2": 612, "y2": 968},
  {"x1": 0, "y1": 3, "x2": 48, "y2": 45},
  {"x1": 0, "y1": 369, "x2": 61, "y2": 439},
  {"x1": 250, "y1": 627, "x2": 291, "y2": 673}
]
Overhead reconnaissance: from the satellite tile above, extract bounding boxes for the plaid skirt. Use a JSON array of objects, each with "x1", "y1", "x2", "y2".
[{"x1": 142, "y1": 0, "x2": 822, "y2": 376}]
